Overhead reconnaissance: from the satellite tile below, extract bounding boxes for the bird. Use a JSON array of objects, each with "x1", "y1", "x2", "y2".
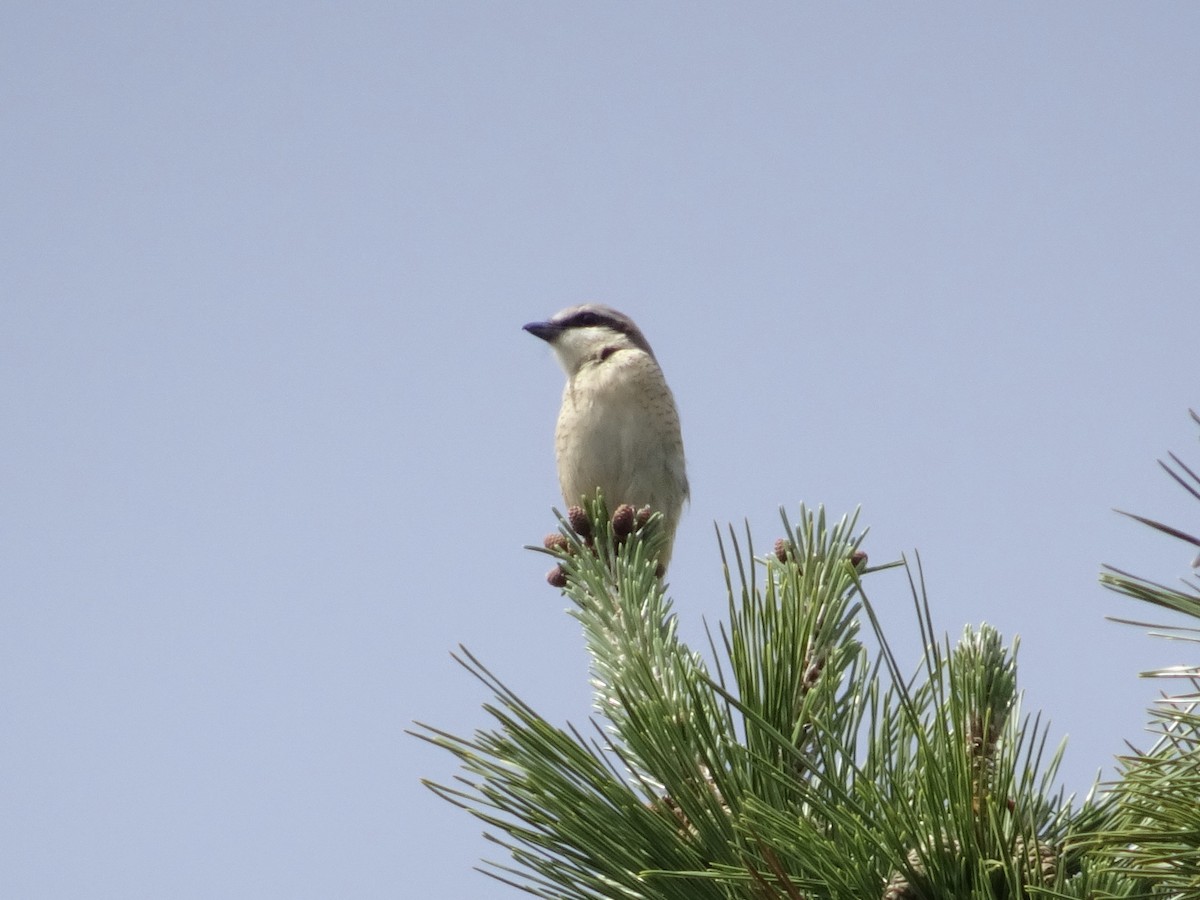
[{"x1": 524, "y1": 304, "x2": 688, "y2": 572}]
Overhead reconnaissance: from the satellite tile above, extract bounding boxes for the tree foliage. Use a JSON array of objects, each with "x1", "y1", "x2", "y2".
[
  {"x1": 1090, "y1": 409, "x2": 1200, "y2": 896},
  {"x1": 414, "y1": 413, "x2": 1200, "y2": 899}
]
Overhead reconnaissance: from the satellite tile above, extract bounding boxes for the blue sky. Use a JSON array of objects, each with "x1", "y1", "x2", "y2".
[{"x1": 2, "y1": 4, "x2": 1198, "y2": 898}]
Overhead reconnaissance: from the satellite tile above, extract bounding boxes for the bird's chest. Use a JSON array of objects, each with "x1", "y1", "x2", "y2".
[
  {"x1": 555, "y1": 369, "x2": 651, "y2": 485},
  {"x1": 558, "y1": 377, "x2": 642, "y2": 448}
]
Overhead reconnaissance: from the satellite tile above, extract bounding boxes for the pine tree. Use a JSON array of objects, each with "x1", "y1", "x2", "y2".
[
  {"x1": 1089, "y1": 409, "x2": 1200, "y2": 897},
  {"x1": 414, "y1": 412, "x2": 1200, "y2": 899}
]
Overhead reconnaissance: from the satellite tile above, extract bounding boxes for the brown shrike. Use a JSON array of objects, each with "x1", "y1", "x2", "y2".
[{"x1": 525, "y1": 305, "x2": 688, "y2": 571}]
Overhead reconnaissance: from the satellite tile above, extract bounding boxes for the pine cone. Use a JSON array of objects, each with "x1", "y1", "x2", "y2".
[
  {"x1": 635, "y1": 506, "x2": 653, "y2": 529},
  {"x1": 611, "y1": 504, "x2": 635, "y2": 538},
  {"x1": 567, "y1": 505, "x2": 592, "y2": 541}
]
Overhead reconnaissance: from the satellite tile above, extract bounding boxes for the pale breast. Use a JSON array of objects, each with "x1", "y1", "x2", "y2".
[{"x1": 554, "y1": 352, "x2": 686, "y2": 517}]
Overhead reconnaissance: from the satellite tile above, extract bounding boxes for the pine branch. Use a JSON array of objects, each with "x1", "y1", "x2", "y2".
[
  {"x1": 415, "y1": 501, "x2": 1092, "y2": 898},
  {"x1": 1087, "y1": 410, "x2": 1200, "y2": 894}
]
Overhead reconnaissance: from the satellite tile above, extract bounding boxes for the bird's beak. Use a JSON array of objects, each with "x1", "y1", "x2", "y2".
[{"x1": 523, "y1": 320, "x2": 562, "y2": 343}]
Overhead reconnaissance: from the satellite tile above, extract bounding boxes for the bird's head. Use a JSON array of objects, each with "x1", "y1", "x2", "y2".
[{"x1": 523, "y1": 304, "x2": 656, "y2": 377}]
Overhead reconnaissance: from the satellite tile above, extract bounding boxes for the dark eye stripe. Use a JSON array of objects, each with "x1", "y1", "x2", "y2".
[
  {"x1": 559, "y1": 310, "x2": 618, "y2": 331},
  {"x1": 556, "y1": 308, "x2": 655, "y2": 358}
]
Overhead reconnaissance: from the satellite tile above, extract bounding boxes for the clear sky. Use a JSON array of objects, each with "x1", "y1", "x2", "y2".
[{"x1": 2, "y1": 4, "x2": 1198, "y2": 898}]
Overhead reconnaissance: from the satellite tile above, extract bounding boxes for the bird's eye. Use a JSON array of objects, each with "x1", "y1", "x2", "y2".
[
  {"x1": 599, "y1": 345, "x2": 619, "y2": 361},
  {"x1": 569, "y1": 312, "x2": 602, "y2": 329}
]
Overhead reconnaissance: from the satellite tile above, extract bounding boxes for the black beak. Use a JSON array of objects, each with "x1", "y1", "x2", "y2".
[{"x1": 523, "y1": 320, "x2": 562, "y2": 343}]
